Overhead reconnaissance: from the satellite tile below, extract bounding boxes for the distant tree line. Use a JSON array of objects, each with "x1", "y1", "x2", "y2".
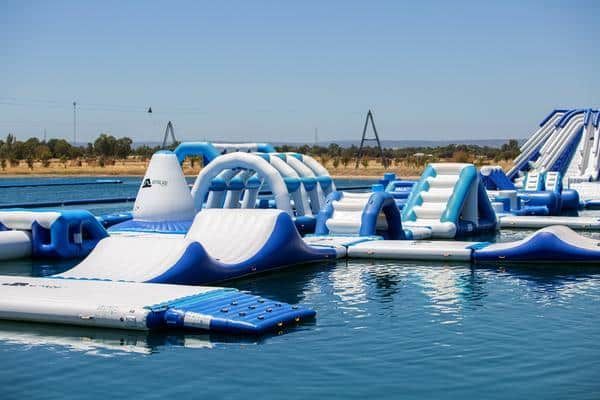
[
  {"x1": 0, "y1": 133, "x2": 178, "y2": 170},
  {"x1": 0, "y1": 131, "x2": 520, "y2": 170},
  {"x1": 276, "y1": 140, "x2": 521, "y2": 167}
]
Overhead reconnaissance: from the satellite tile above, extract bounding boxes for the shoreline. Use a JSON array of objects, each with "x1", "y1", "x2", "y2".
[{"x1": 0, "y1": 172, "x2": 420, "y2": 180}]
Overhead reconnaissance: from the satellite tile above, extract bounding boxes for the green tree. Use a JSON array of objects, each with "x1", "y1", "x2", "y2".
[
  {"x1": 94, "y1": 134, "x2": 117, "y2": 157},
  {"x1": 115, "y1": 137, "x2": 133, "y2": 159}
]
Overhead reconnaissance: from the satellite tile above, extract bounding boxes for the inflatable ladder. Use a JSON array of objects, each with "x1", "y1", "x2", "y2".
[{"x1": 402, "y1": 163, "x2": 497, "y2": 238}]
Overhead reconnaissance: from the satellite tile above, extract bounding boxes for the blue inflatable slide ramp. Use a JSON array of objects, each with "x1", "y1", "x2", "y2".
[{"x1": 0, "y1": 277, "x2": 315, "y2": 335}]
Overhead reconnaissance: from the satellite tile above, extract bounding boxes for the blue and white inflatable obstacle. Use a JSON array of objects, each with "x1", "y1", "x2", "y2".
[
  {"x1": 0, "y1": 276, "x2": 315, "y2": 335},
  {"x1": 0, "y1": 210, "x2": 107, "y2": 260},
  {"x1": 314, "y1": 190, "x2": 407, "y2": 239},
  {"x1": 337, "y1": 225, "x2": 600, "y2": 263},
  {"x1": 401, "y1": 163, "x2": 497, "y2": 238},
  {"x1": 481, "y1": 167, "x2": 580, "y2": 216},
  {"x1": 473, "y1": 225, "x2": 600, "y2": 263},
  {"x1": 59, "y1": 209, "x2": 337, "y2": 284}
]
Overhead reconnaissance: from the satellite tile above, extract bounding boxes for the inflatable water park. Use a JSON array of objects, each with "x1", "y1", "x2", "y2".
[{"x1": 2, "y1": 120, "x2": 600, "y2": 336}]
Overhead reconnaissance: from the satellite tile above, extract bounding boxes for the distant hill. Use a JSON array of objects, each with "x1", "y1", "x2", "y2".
[{"x1": 131, "y1": 138, "x2": 526, "y2": 149}]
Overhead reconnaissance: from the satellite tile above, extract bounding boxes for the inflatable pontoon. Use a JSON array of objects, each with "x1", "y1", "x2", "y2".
[{"x1": 0, "y1": 276, "x2": 315, "y2": 334}]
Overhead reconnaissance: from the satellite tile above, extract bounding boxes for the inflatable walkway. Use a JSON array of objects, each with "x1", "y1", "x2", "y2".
[
  {"x1": 0, "y1": 276, "x2": 315, "y2": 335},
  {"x1": 308, "y1": 226, "x2": 600, "y2": 263},
  {"x1": 59, "y1": 209, "x2": 337, "y2": 284}
]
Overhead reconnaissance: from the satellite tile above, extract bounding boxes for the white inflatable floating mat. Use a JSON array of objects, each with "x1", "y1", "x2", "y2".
[
  {"x1": 0, "y1": 277, "x2": 315, "y2": 335},
  {"x1": 499, "y1": 215, "x2": 600, "y2": 230},
  {"x1": 303, "y1": 235, "x2": 380, "y2": 258},
  {"x1": 347, "y1": 240, "x2": 475, "y2": 261}
]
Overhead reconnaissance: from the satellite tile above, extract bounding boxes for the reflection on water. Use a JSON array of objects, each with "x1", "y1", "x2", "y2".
[
  {"x1": 0, "y1": 320, "x2": 276, "y2": 356},
  {"x1": 0, "y1": 258, "x2": 78, "y2": 277}
]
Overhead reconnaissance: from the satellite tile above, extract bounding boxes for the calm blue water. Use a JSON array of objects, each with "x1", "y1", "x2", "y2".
[{"x1": 0, "y1": 177, "x2": 599, "y2": 400}]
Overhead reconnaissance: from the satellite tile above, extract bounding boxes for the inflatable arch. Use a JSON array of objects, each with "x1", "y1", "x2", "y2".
[
  {"x1": 173, "y1": 142, "x2": 276, "y2": 166},
  {"x1": 264, "y1": 154, "x2": 311, "y2": 217},
  {"x1": 272, "y1": 153, "x2": 324, "y2": 214},
  {"x1": 212, "y1": 142, "x2": 276, "y2": 154},
  {"x1": 190, "y1": 152, "x2": 294, "y2": 215},
  {"x1": 174, "y1": 142, "x2": 221, "y2": 165}
]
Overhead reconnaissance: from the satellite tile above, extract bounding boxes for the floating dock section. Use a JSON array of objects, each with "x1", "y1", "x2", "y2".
[{"x1": 0, "y1": 277, "x2": 315, "y2": 334}]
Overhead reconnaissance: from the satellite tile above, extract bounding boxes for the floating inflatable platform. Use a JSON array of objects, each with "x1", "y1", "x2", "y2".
[
  {"x1": 347, "y1": 240, "x2": 476, "y2": 261},
  {"x1": 0, "y1": 276, "x2": 315, "y2": 335},
  {"x1": 309, "y1": 226, "x2": 600, "y2": 263},
  {"x1": 498, "y1": 215, "x2": 600, "y2": 230}
]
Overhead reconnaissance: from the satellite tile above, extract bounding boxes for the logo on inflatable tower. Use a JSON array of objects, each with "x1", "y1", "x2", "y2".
[{"x1": 142, "y1": 178, "x2": 168, "y2": 188}]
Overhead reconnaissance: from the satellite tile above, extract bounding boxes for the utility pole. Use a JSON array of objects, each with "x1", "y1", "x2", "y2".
[
  {"x1": 72, "y1": 101, "x2": 77, "y2": 144},
  {"x1": 355, "y1": 109, "x2": 387, "y2": 168},
  {"x1": 43, "y1": 128, "x2": 47, "y2": 142}
]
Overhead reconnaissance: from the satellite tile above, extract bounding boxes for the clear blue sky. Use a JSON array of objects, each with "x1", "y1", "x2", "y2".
[{"x1": 1, "y1": 0, "x2": 598, "y2": 144}]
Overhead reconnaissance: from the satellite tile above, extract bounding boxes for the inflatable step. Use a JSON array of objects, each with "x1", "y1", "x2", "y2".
[
  {"x1": 326, "y1": 219, "x2": 362, "y2": 234},
  {"x1": 0, "y1": 277, "x2": 315, "y2": 335},
  {"x1": 430, "y1": 163, "x2": 470, "y2": 175},
  {"x1": 332, "y1": 199, "x2": 368, "y2": 211},
  {"x1": 427, "y1": 175, "x2": 459, "y2": 188},
  {"x1": 413, "y1": 203, "x2": 447, "y2": 219},
  {"x1": 420, "y1": 188, "x2": 453, "y2": 202}
]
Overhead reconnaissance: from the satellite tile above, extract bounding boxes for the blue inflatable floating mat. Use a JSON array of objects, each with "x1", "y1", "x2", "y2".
[{"x1": 0, "y1": 277, "x2": 315, "y2": 335}]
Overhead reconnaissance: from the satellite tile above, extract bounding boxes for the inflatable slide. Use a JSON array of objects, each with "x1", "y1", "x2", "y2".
[{"x1": 59, "y1": 209, "x2": 337, "y2": 284}]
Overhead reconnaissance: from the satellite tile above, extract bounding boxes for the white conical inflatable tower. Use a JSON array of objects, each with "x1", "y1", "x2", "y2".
[{"x1": 133, "y1": 151, "x2": 195, "y2": 222}]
